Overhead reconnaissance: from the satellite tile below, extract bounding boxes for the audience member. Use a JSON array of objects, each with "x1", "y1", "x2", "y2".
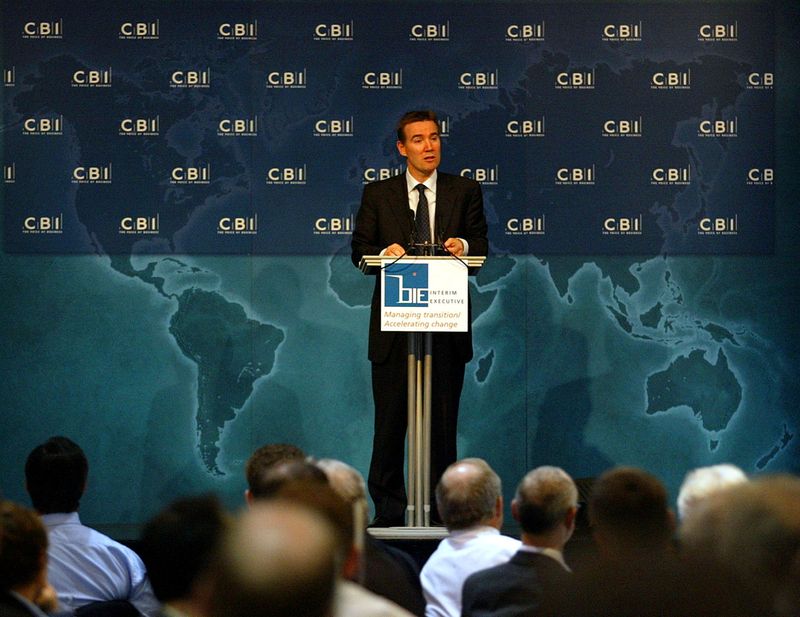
[
  {"x1": 0, "y1": 500, "x2": 57, "y2": 617},
  {"x1": 244, "y1": 443, "x2": 306, "y2": 504},
  {"x1": 139, "y1": 495, "x2": 229, "y2": 617},
  {"x1": 461, "y1": 466, "x2": 577, "y2": 617},
  {"x1": 208, "y1": 500, "x2": 338, "y2": 617},
  {"x1": 316, "y1": 458, "x2": 426, "y2": 616},
  {"x1": 676, "y1": 463, "x2": 747, "y2": 521},
  {"x1": 420, "y1": 458, "x2": 520, "y2": 617},
  {"x1": 24, "y1": 436, "x2": 160, "y2": 617}
]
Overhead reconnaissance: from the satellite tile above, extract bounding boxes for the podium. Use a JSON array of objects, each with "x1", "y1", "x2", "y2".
[{"x1": 359, "y1": 252, "x2": 485, "y2": 534}]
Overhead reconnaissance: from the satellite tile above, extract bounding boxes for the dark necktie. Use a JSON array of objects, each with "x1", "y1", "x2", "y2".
[{"x1": 415, "y1": 183, "x2": 431, "y2": 244}]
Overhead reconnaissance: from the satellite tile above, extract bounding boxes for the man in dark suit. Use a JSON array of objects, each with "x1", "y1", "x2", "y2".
[
  {"x1": 351, "y1": 110, "x2": 488, "y2": 527},
  {"x1": 460, "y1": 466, "x2": 577, "y2": 617}
]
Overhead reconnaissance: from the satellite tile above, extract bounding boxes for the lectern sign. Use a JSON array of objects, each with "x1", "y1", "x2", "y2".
[{"x1": 381, "y1": 258, "x2": 468, "y2": 332}]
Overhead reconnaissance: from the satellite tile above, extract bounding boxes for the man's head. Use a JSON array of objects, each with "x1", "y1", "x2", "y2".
[
  {"x1": 396, "y1": 110, "x2": 441, "y2": 182},
  {"x1": 676, "y1": 464, "x2": 747, "y2": 521},
  {"x1": 247, "y1": 460, "x2": 328, "y2": 502},
  {"x1": 245, "y1": 443, "x2": 305, "y2": 496},
  {"x1": 208, "y1": 500, "x2": 339, "y2": 617},
  {"x1": 513, "y1": 466, "x2": 578, "y2": 548},
  {"x1": 315, "y1": 458, "x2": 369, "y2": 529},
  {"x1": 0, "y1": 500, "x2": 48, "y2": 594},
  {"x1": 25, "y1": 436, "x2": 88, "y2": 514},
  {"x1": 589, "y1": 466, "x2": 674, "y2": 554},
  {"x1": 139, "y1": 494, "x2": 229, "y2": 607},
  {"x1": 435, "y1": 458, "x2": 503, "y2": 531}
]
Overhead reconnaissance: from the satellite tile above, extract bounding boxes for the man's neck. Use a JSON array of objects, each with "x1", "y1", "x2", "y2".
[{"x1": 520, "y1": 530, "x2": 566, "y2": 552}]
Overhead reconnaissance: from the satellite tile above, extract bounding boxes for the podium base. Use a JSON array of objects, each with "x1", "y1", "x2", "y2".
[{"x1": 366, "y1": 526, "x2": 448, "y2": 541}]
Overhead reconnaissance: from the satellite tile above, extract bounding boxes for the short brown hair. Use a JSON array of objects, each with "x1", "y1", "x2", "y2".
[
  {"x1": 0, "y1": 500, "x2": 48, "y2": 590},
  {"x1": 396, "y1": 110, "x2": 438, "y2": 142}
]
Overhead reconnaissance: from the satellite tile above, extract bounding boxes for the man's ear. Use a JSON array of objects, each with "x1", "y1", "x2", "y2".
[
  {"x1": 396, "y1": 140, "x2": 408, "y2": 158},
  {"x1": 511, "y1": 498, "x2": 521, "y2": 523},
  {"x1": 244, "y1": 489, "x2": 254, "y2": 507}
]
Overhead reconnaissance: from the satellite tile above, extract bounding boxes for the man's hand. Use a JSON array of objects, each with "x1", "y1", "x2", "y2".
[
  {"x1": 384, "y1": 243, "x2": 406, "y2": 257},
  {"x1": 443, "y1": 237, "x2": 464, "y2": 256}
]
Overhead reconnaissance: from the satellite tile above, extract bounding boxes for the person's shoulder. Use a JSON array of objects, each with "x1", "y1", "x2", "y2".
[
  {"x1": 437, "y1": 171, "x2": 479, "y2": 190},
  {"x1": 363, "y1": 174, "x2": 405, "y2": 193}
]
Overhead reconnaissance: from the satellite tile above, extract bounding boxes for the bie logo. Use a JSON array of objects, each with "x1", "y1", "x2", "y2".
[
  {"x1": 363, "y1": 166, "x2": 404, "y2": 183},
  {"x1": 698, "y1": 118, "x2": 737, "y2": 138},
  {"x1": 170, "y1": 69, "x2": 210, "y2": 88},
  {"x1": 266, "y1": 70, "x2": 307, "y2": 89},
  {"x1": 747, "y1": 72, "x2": 773, "y2": 89},
  {"x1": 506, "y1": 118, "x2": 545, "y2": 138},
  {"x1": 460, "y1": 166, "x2": 499, "y2": 185},
  {"x1": 4, "y1": 67, "x2": 15, "y2": 87},
  {"x1": 506, "y1": 216, "x2": 545, "y2": 235},
  {"x1": 218, "y1": 21, "x2": 258, "y2": 40},
  {"x1": 218, "y1": 216, "x2": 258, "y2": 235},
  {"x1": 23, "y1": 116, "x2": 63, "y2": 135},
  {"x1": 23, "y1": 20, "x2": 63, "y2": 39},
  {"x1": 651, "y1": 69, "x2": 691, "y2": 89},
  {"x1": 602, "y1": 117, "x2": 642, "y2": 137},
  {"x1": 651, "y1": 167, "x2": 691, "y2": 185},
  {"x1": 602, "y1": 22, "x2": 642, "y2": 41},
  {"x1": 314, "y1": 117, "x2": 354, "y2": 137},
  {"x1": 698, "y1": 22, "x2": 738, "y2": 42},
  {"x1": 119, "y1": 117, "x2": 159, "y2": 136},
  {"x1": 410, "y1": 22, "x2": 450, "y2": 41},
  {"x1": 603, "y1": 216, "x2": 642, "y2": 235},
  {"x1": 459, "y1": 70, "x2": 499, "y2": 90},
  {"x1": 119, "y1": 21, "x2": 159, "y2": 39},
  {"x1": 556, "y1": 166, "x2": 595, "y2": 185},
  {"x1": 314, "y1": 22, "x2": 353, "y2": 41},
  {"x1": 119, "y1": 215, "x2": 159, "y2": 234},
  {"x1": 218, "y1": 117, "x2": 259, "y2": 136},
  {"x1": 266, "y1": 166, "x2": 307, "y2": 185},
  {"x1": 385, "y1": 263, "x2": 429, "y2": 307},
  {"x1": 171, "y1": 165, "x2": 211, "y2": 184},
  {"x1": 72, "y1": 68, "x2": 112, "y2": 88},
  {"x1": 699, "y1": 216, "x2": 738, "y2": 235},
  {"x1": 363, "y1": 70, "x2": 403, "y2": 89},
  {"x1": 72, "y1": 165, "x2": 112, "y2": 184},
  {"x1": 747, "y1": 168, "x2": 773, "y2": 185},
  {"x1": 314, "y1": 216, "x2": 353, "y2": 235},
  {"x1": 23, "y1": 214, "x2": 63, "y2": 234},
  {"x1": 556, "y1": 69, "x2": 595, "y2": 89},
  {"x1": 4, "y1": 164, "x2": 16, "y2": 183},
  {"x1": 505, "y1": 23, "x2": 545, "y2": 42}
]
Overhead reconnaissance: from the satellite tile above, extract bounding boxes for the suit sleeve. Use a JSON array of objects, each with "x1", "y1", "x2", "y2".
[
  {"x1": 462, "y1": 180, "x2": 488, "y2": 257},
  {"x1": 351, "y1": 183, "x2": 384, "y2": 268}
]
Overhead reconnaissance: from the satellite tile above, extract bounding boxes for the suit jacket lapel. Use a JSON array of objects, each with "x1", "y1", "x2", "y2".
[{"x1": 434, "y1": 173, "x2": 455, "y2": 241}]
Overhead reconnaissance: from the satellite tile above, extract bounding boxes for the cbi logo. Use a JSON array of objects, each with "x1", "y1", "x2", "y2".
[
  {"x1": 170, "y1": 69, "x2": 210, "y2": 88},
  {"x1": 409, "y1": 22, "x2": 450, "y2": 41},
  {"x1": 119, "y1": 215, "x2": 159, "y2": 234},
  {"x1": 460, "y1": 166, "x2": 499, "y2": 185},
  {"x1": 698, "y1": 117, "x2": 738, "y2": 138},
  {"x1": 22, "y1": 116, "x2": 63, "y2": 136},
  {"x1": 555, "y1": 70, "x2": 595, "y2": 90},
  {"x1": 119, "y1": 21, "x2": 159, "y2": 40},
  {"x1": 505, "y1": 23, "x2": 545, "y2": 42},
  {"x1": 556, "y1": 166, "x2": 595, "y2": 185},
  {"x1": 505, "y1": 215, "x2": 545, "y2": 235},
  {"x1": 459, "y1": 71, "x2": 499, "y2": 90},
  {"x1": 314, "y1": 216, "x2": 353, "y2": 235},
  {"x1": 22, "y1": 20, "x2": 63, "y2": 39},
  {"x1": 602, "y1": 22, "x2": 642, "y2": 42},
  {"x1": 651, "y1": 69, "x2": 691, "y2": 90},
  {"x1": 747, "y1": 168, "x2": 773, "y2": 185},
  {"x1": 218, "y1": 216, "x2": 258, "y2": 235},
  {"x1": 218, "y1": 21, "x2": 258, "y2": 40},
  {"x1": 4, "y1": 67, "x2": 15, "y2": 87},
  {"x1": 362, "y1": 70, "x2": 403, "y2": 90},
  {"x1": 603, "y1": 215, "x2": 642, "y2": 235},
  {"x1": 4, "y1": 164, "x2": 15, "y2": 183},
  {"x1": 506, "y1": 118, "x2": 545, "y2": 138},
  {"x1": 266, "y1": 165, "x2": 307, "y2": 185},
  {"x1": 363, "y1": 166, "x2": 404, "y2": 183},
  {"x1": 218, "y1": 117, "x2": 259, "y2": 137},
  {"x1": 698, "y1": 216, "x2": 738, "y2": 235},
  {"x1": 171, "y1": 164, "x2": 211, "y2": 184},
  {"x1": 602, "y1": 117, "x2": 642, "y2": 138},
  {"x1": 23, "y1": 214, "x2": 63, "y2": 234},
  {"x1": 119, "y1": 117, "x2": 160, "y2": 136},
  {"x1": 72, "y1": 68, "x2": 112, "y2": 88},
  {"x1": 314, "y1": 22, "x2": 354, "y2": 41},
  {"x1": 698, "y1": 22, "x2": 738, "y2": 42},
  {"x1": 313, "y1": 117, "x2": 354, "y2": 137},
  {"x1": 72, "y1": 164, "x2": 112, "y2": 184},
  {"x1": 266, "y1": 70, "x2": 307, "y2": 89},
  {"x1": 746, "y1": 72, "x2": 774, "y2": 90},
  {"x1": 651, "y1": 167, "x2": 691, "y2": 185}
]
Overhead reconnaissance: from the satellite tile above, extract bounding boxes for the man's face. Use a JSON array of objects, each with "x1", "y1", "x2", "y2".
[{"x1": 397, "y1": 120, "x2": 441, "y2": 181}]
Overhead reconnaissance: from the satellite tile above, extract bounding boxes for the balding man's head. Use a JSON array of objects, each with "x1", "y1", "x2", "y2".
[
  {"x1": 514, "y1": 466, "x2": 578, "y2": 537},
  {"x1": 435, "y1": 458, "x2": 502, "y2": 531}
]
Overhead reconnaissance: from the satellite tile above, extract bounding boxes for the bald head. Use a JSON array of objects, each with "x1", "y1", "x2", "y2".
[
  {"x1": 436, "y1": 458, "x2": 502, "y2": 531},
  {"x1": 514, "y1": 466, "x2": 578, "y2": 536}
]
